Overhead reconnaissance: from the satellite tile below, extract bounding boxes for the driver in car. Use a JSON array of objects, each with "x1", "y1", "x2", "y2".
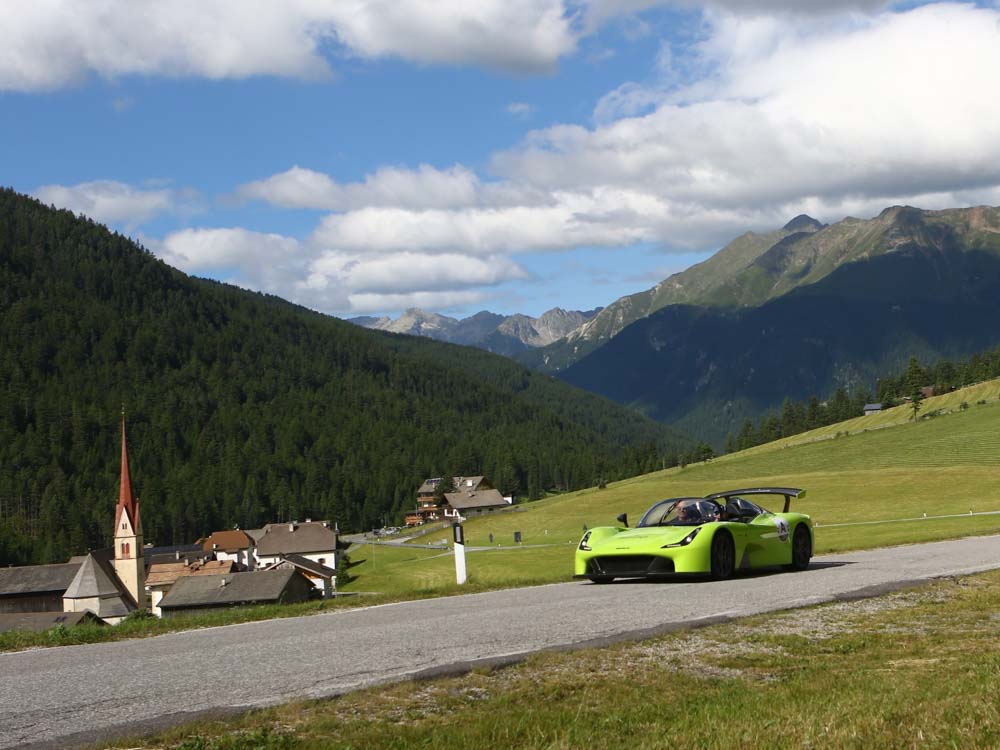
[{"x1": 676, "y1": 501, "x2": 700, "y2": 523}]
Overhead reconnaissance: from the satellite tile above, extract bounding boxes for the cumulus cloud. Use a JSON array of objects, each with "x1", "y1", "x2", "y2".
[
  {"x1": 0, "y1": 0, "x2": 577, "y2": 91},
  {"x1": 494, "y1": 2, "x2": 1000, "y2": 245},
  {"x1": 33, "y1": 180, "x2": 194, "y2": 227},
  {"x1": 155, "y1": 226, "x2": 526, "y2": 315},
  {"x1": 237, "y1": 164, "x2": 483, "y2": 212}
]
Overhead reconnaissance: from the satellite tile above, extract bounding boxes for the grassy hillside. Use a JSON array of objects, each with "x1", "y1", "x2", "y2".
[{"x1": 342, "y1": 379, "x2": 1000, "y2": 594}]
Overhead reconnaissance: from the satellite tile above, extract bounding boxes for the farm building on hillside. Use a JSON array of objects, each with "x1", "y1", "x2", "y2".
[{"x1": 406, "y1": 476, "x2": 513, "y2": 525}]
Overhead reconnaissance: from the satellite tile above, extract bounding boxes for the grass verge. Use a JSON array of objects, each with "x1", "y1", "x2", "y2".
[{"x1": 109, "y1": 569, "x2": 1000, "y2": 750}]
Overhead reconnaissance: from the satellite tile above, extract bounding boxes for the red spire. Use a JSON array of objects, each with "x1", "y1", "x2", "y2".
[{"x1": 116, "y1": 410, "x2": 140, "y2": 533}]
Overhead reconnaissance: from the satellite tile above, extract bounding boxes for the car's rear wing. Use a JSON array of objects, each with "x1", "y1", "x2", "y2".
[{"x1": 705, "y1": 487, "x2": 807, "y2": 513}]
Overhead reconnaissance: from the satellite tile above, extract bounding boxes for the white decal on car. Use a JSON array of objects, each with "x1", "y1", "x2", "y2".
[{"x1": 774, "y1": 517, "x2": 790, "y2": 543}]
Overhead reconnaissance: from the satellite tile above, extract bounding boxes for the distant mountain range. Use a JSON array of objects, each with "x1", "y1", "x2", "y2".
[
  {"x1": 555, "y1": 205, "x2": 1000, "y2": 444},
  {"x1": 349, "y1": 307, "x2": 602, "y2": 356}
]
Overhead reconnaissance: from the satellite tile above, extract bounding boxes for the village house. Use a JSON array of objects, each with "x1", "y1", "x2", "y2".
[
  {"x1": 405, "y1": 476, "x2": 513, "y2": 525},
  {"x1": 156, "y1": 569, "x2": 314, "y2": 618},
  {"x1": 253, "y1": 520, "x2": 339, "y2": 571},
  {"x1": 863, "y1": 403, "x2": 883, "y2": 416},
  {"x1": 145, "y1": 559, "x2": 237, "y2": 617},
  {"x1": 201, "y1": 529, "x2": 256, "y2": 570}
]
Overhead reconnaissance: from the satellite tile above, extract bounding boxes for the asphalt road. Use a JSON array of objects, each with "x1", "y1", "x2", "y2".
[{"x1": 3, "y1": 534, "x2": 999, "y2": 749}]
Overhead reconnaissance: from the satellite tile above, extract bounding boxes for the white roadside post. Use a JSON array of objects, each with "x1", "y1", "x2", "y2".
[{"x1": 453, "y1": 519, "x2": 467, "y2": 585}]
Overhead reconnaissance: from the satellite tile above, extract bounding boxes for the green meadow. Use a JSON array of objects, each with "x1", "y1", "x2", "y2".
[{"x1": 342, "y1": 381, "x2": 1000, "y2": 594}]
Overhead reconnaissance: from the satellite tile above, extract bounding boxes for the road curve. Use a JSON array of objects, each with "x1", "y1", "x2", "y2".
[{"x1": 2, "y1": 534, "x2": 999, "y2": 749}]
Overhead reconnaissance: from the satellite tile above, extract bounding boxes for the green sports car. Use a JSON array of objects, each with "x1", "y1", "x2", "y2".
[{"x1": 574, "y1": 487, "x2": 812, "y2": 582}]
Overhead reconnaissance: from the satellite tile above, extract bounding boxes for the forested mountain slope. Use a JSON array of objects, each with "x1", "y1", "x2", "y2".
[{"x1": 0, "y1": 189, "x2": 686, "y2": 564}]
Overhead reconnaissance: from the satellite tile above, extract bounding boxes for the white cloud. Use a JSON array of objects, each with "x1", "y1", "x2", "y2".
[
  {"x1": 154, "y1": 226, "x2": 527, "y2": 315},
  {"x1": 33, "y1": 180, "x2": 190, "y2": 227},
  {"x1": 0, "y1": 0, "x2": 577, "y2": 91},
  {"x1": 237, "y1": 164, "x2": 482, "y2": 211},
  {"x1": 493, "y1": 2, "x2": 1000, "y2": 245}
]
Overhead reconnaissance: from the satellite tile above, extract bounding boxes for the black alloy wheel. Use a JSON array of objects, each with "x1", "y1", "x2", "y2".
[
  {"x1": 710, "y1": 531, "x2": 735, "y2": 580},
  {"x1": 788, "y1": 524, "x2": 812, "y2": 571}
]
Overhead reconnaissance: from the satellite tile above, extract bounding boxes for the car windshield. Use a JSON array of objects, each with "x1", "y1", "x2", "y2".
[{"x1": 638, "y1": 498, "x2": 721, "y2": 527}]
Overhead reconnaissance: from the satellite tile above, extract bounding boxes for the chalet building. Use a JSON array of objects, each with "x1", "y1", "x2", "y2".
[
  {"x1": 201, "y1": 529, "x2": 256, "y2": 570},
  {"x1": 156, "y1": 569, "x2": 313, "y2": 617},
  {"x1": 863, "y1": 403, "x2": 883, "y2": 416},
  {"x1": 443, "y1": 487, "x2": 513, "y2": 517},
  {"x1": 253, "y1": 520, "x2": 339, "y2": 571},
  {"x1": 406, "y1": 476, "x2": 512, "y2": 525}
]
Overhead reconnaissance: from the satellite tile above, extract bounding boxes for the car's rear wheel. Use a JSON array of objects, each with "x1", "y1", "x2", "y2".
[
  {"x1": 588, "y1": 576, "x2": 614, "y2": 584},
  {"x1": 710, "y1": 531, "x2": 735, "y2": 580},
  {"x1": 787, "y1": 524, "x2": 812, "y2": 571}
]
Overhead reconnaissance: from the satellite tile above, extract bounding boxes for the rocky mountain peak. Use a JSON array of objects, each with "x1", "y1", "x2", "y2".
[{"x1": 782, "y1": 214, "x2": 825, "y2": 232}]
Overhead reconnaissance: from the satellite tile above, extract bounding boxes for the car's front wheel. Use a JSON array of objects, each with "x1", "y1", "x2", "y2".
[
  {"x1": 710, "y1": 531, "x2": 735, "y2": 580},
  {"x1": 787, "y1": 524, "x2": 812, "y2": 571}
]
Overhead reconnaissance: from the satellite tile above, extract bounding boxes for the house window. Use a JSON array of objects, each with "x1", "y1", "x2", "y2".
[{"x1": 122, "y1": 542, "x2": 129, "y2": 557}]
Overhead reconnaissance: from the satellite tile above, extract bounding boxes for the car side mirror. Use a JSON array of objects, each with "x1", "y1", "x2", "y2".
[{"x1": 616, "y1": 512, "x2": 628, "y2": 527}]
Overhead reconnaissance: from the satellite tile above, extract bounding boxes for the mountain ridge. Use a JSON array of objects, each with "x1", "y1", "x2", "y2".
[
  {"x1": 349, "y1": 306, "x2": 602, "y2": 355},
  {"x1": 559, "y1": 204, "x2": 1000, "y2": 445}
]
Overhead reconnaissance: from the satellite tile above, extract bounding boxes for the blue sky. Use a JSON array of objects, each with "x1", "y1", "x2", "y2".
[{"x1": 3, "y1": 1, "x2": 1000, "y2": 319}]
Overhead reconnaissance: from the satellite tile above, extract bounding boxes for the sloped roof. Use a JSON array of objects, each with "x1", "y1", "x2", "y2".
[
  {"x1": 256, "y1": 522, "x2": 338, "y2": 556},
  {"x1": 0, "y1": 563, "x2": 81, "y2": 597},
  {"x1": 63, "y1": 550, "x2": 137, "y2": 614},
  {"x1": 444, "y1": 488, "x2": 510, "y2": 511},
  {"x1": 418, "y1": 476, "x2": 487, "y2": 495},
  {"x1": 158, "y1": 569, "x2": 304, "y2": 609},
  {"x1": 63, "y1": 554, "x2": 122, "y2": 599},
  {"x1": 275, "y1": 553, "x2": 335, "y2": 578},
  {"x1": 146, "y1": 559, "x2": 237, "y2": 587},
  {"x1": 202, "y1": 530, "x2": 254, "y2": 553},
  {"x1": 244, "y1": 528, "x2": 267, "y2": 543},
  {"x1": 0, "y1": 611, "x2": 101, "y2": 633}
]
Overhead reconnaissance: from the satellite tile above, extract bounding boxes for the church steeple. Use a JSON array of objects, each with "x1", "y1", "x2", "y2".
[
  {"x1": 113, "y1": 410, "x2": 145, "y2": 608},
  {"x1": 115, "y1": 410, "x2": 141, "y2": 536}
]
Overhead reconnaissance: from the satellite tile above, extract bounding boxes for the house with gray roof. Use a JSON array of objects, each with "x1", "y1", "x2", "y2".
[
  {"x1": 156, "y1": 569, "x2": 313, "y2": 617},
  {"x1": 443, "y1": 487, "x2": 513, "y2": 517},
  {"x1": 407, "y1": 476, "x2": 501, "y2": 525},
  {"x1": 0, "y1": 562, "x2": 81, "y2": 614},
  {"x1": 253, "y1": 521, "x2": 339, "y2": 570}
]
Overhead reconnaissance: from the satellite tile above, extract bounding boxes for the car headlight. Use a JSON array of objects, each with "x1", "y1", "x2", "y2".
[
  {"x1": 579, "y1": 531, "x2": 593, "y2": 551},
  {"x1": 662, "y1": 528, "x2": 701, "y2": 548}
]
